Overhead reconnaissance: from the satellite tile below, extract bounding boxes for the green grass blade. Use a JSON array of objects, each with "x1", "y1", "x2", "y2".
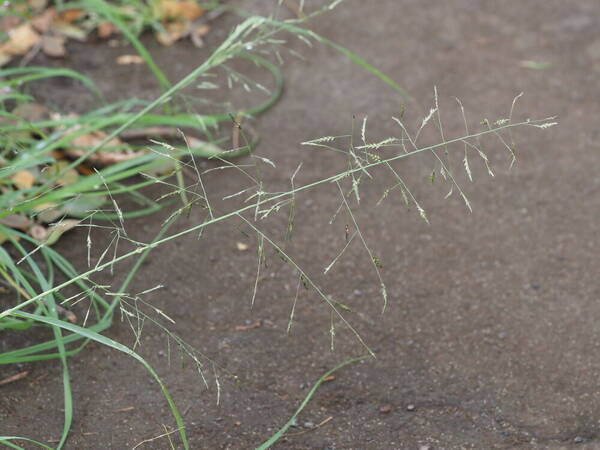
[
  {"x1": 9, "y1": 311, "x2": 189, "y2": 450},
  {"x1": 85, "y1": 0, "x2": 171, "y2": 91},
  {"x1": 0, "y1": 67, "x2": 102, "y2": 100},
  {"x1": 0, "y1": 436, "x2": 53, "y2": 449},
  {"x1": 256, "y1": 355, "x2": 368, "y2": 449}
]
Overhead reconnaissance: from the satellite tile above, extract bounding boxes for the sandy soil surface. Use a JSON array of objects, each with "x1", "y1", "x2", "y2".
[{"x1": 2, "y1": 0, "x2": 600, "y2": 448}]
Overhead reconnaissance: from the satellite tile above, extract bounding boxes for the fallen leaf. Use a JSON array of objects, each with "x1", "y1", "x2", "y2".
[
  {"x1": 0, "y1": 16, "x2": 22, "y2": 33},
  {"x1": 97, "y1": 21, "x2": 117, "y2": 38},
  {"x1": 42, "y1": 35, "x2": 66, "y2": 57},
  {"x1": 12, "y1": 170, "x2": 35, "y2": 189},
  {"x1": 45, "y1": 219, "x2": 80, "y2": 245},
  {"x1": 191, "y1": 23, "x2": 210, "y2": 47},
  {"x1": 58, "y1": 9, "x2": 85, "y2": 23},
  {"x1": 120, "y1": 126, "x2": 176, "y2": 140},
  {"x1": 235, "y1": 320, "x2": 262, "y2": 331},
  {"x1": 0, "y1": 214, "x2": 32, "y2": 230},
  {"x1": 71, "y1": 129, "x2": 124, "y2": 150},
  {"x1": 63, "y1": 309, "x2": 77, "y2": 324},
  {"x1": 28, "y1": 0, "x2": 48, "y2": 11},
  {"x1": 75, "y1": 163, "x2": 94, "y2": 175},
  {"x1": 1, "y1": 23, "x2": 41, "y2": 56},
  {"x1": 116, "y1": 54, "x2": 144, "y2": 65},
  {"x1": 30, "y1": 7, "x2": 56, "y2": 33},
  {"x1": 194, "y1": 23, "x2": 211, "y2": 37},
  {"x1": 156, "y1": 20, "x2": 191, "y2": 46},
  {"x1": 157, "y1": 0, "x2": 204, "y2": 21},
  {"x1": 323, "y1": 375, "x2": 336, "y2": 382},
  {"x1": 236, "y1": 242, "x2": 249, "y2": 251}
]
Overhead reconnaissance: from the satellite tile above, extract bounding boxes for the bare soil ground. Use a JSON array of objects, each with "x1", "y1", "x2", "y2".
[{"x1": 2, "y1": 0, "x2": 600, "y2": 448}]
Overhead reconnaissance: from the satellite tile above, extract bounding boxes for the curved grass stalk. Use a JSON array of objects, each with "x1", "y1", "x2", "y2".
[
  {"x1": 0, "y1": 436, "x2": 53, "y2": 449},
  {"x1": 11, "y1": 311, "x2": 189, "y2": 449},
  {"x1": 256, "y1": 355, "x2": 368, "y2": 449}
]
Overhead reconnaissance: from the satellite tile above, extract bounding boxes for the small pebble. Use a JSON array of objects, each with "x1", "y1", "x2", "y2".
[
  {"x1": 407, "y1": 404, "x2": 416, "y2": 411},
  {"x1": 303, "y1": 421, "x2": 314, "y2": 428},
  {"x1": 379, "y1": 404, "x2": 392, "y2": 414},
  {"x1": 574, "y1": 436, "x2": 584, "y2": 443},
  {"x1": 419, "y1": 446, "x2": 431, "y2": 450}
]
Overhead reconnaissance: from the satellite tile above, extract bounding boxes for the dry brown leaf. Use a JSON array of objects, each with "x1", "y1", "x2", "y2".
[
  {"x1": 191, "y1": 23, "x2": 210, "y2": 47},
  {"x1": 156, "y1": 20, "x2": 191, "y2": 46},
  {"x1": 194, "y1": 23, "x2": 211, "y2": 37},
  {"x1": 42, "y1": 35, "x2": 66, "y2": 57},
  {"x1": 323, "y1": 375, "x2": 336, "y2": 382},
  {"x1": 155, "y1": 29, "x2": 177, "y2": 46},
  {"x1": 58, "y1": 9, "x2": 85, "y2": 24},
  {"x1": 28, "y1": 0, "x2": 48, "y2": 11},
  {"x1": 1, "y1": 23, "x2": 41, "y2": 56},
  {"x1": 120, "y1": 126, "x2": 177, "y2": 140},
  {"x1": 71, "y1": 130, "x2": 124, "y2": 150},
  {"x1": 0, "y1": 16, "x2": 22, "y2": 33},
  {"x1": 158, "y1": 0, "x2": 204, "y2": 21},
  {"x1": 65, "y1": 132, "x2": 143, "y2": 166},
  {"x1": 97, "y1": 21, "x2": 117, "y2": 38},
  {"x1": 30, "y1": 7, "x2": 56, "y2": 33},
  {"x1": 12, "y1": 170, "x2": 35, "y2": 189},
  {"x1": 0, "y1": 214, "x2": 33, "y2": 231},
  {"x1": 116, "y1": 54, "x2": 144, "y2": 65}
]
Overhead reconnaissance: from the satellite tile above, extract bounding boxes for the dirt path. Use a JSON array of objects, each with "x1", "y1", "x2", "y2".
[{"x1": 2, "y1": 1, "x2": 600, "y2": 448}]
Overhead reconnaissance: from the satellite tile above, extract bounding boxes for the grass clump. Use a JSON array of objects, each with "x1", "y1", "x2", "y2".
[{"x1": 0, "y1": 1, "x2": 557, "y2": 448}]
